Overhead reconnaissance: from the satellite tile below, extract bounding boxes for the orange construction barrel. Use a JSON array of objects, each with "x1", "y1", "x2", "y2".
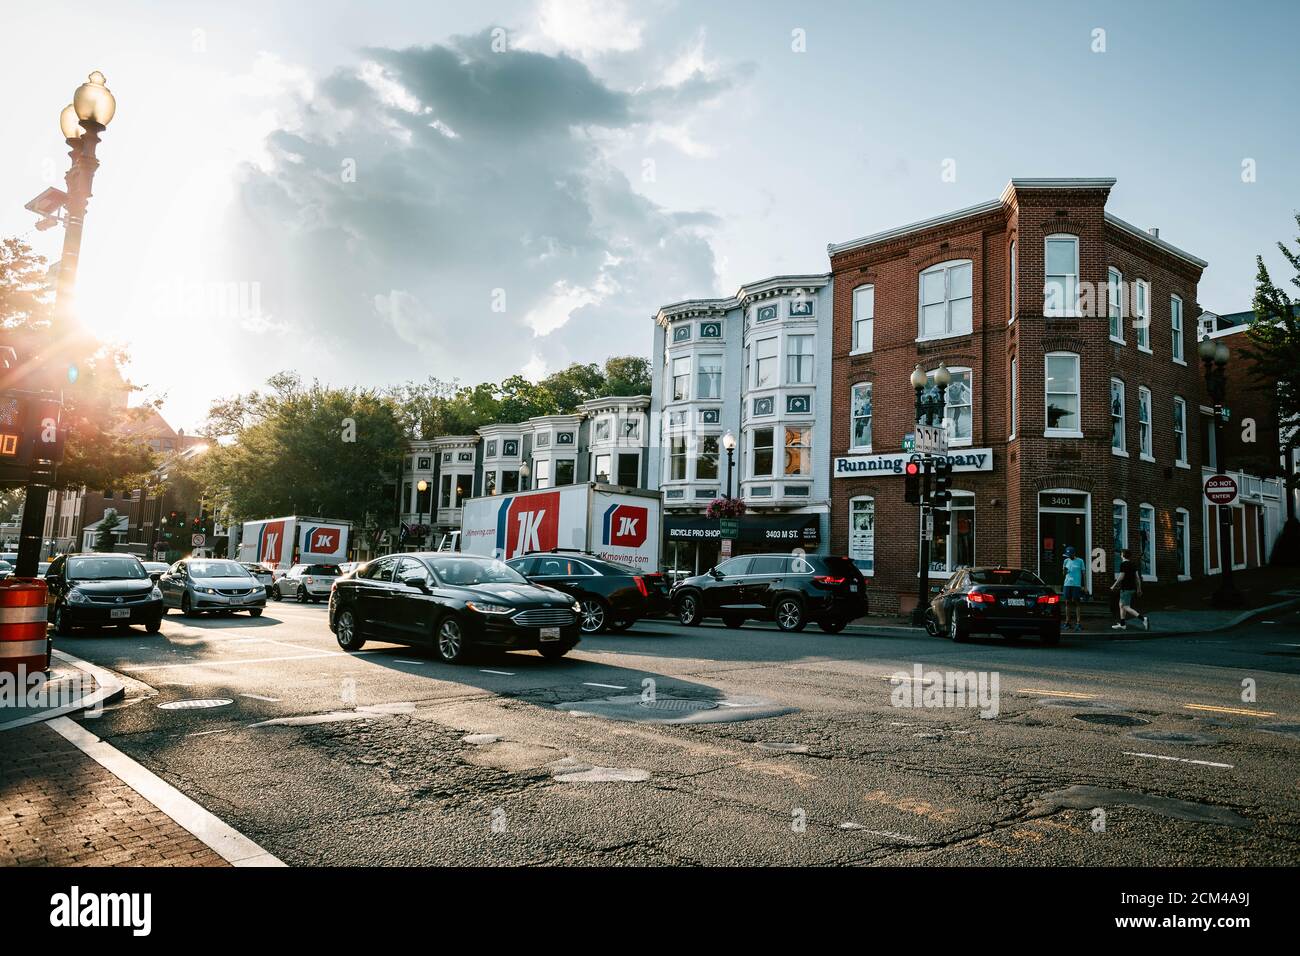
[{"x1": 0, "y1": 577, "x2": 50, "y2": 675}]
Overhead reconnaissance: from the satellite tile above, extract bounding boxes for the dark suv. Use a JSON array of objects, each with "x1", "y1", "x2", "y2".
[
  {"x1": 507, "y1": 551, "x2": 669, "y2": 634},
  {"x1": 672, "y1": 553, "x2": 867, "y2": 633}
]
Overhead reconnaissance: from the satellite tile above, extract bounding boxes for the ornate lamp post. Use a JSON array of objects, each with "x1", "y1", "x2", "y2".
[
  {"x1": 518, "y1": 461, "x2": 531, "y2": 491},
  {"x1": 416, "y1": 479, "x2": 429, "y2": 547},
  {"x1": 15, "y1": 73, "x2": 117, "y2": 577},
  {"x1": 1199, "y1": 334, "x2": 1241, "y2": 607},
  {"x1": 909, "y1": 362, "x2": 950, "y2": 625},
  {"x1": 722, "y1": 431, "x2": 737, "y2": 499}
]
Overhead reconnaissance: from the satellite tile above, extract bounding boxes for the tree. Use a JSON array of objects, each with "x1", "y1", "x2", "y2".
[
  {"x1": 601, "y1": 356, "x2": 651, "y2": 396},
  {"x1": 198, "y1": 373, "x2": 405, "y2": 534},
  {"x1": 1243, "y1": 211, "x2": 1300, "y2": 564},
  {"x1": 94, "y1": 508, "x2": 122, "y2": 553}
]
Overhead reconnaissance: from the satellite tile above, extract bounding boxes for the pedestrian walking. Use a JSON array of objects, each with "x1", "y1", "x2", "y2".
[
  {"x1": 1061, "y1": 546, "x2": 1086, "y2": 632},
  {"x1": 1110, "y1": 548, "x2": 1149, "y2": 631}
]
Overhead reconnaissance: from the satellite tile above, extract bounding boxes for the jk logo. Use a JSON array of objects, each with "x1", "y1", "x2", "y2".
[
  {"x1": 515, "y1": 510, "x2": 544, "y2": 554},
  {"x1": 617, "y1": 517, "x2": 639, "y2": 537}
]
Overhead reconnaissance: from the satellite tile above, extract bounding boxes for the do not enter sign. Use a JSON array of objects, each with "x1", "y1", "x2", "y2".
[{"x1": 1204, "y1": 474, "x2": 1238, "y2": 506}]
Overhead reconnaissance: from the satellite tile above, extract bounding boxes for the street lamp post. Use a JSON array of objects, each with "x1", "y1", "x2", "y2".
[
  {"x1": 416, "y1": 479, "x2": 429, "y2": 549},
  {"x1": 910, "y1": 362, "x2": 950, "y2": 626},
  {"x1": 519, "y1": 461, "x2": 531, "y2": 491},
  {"x1": 1199, "y1": 334, "x2": 1241, "y2": 607},
  {"x1": 15, "y1": 73, "x2": 116, "y2": 578},
  {"x1": 722, "y1": 431, "x2": 736, "y2": 499}
]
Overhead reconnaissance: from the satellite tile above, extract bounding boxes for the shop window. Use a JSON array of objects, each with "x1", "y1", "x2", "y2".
[
  {"x1": 849, "y1": 497, "x2": 875, "y2": 574},
  {"x1": 929, "y1": 492, "x2": 975, "y2": 575}
]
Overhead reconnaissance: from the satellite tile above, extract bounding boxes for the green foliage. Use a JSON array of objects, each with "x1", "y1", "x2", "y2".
[
  {"x1": 1244, "y1": 212, "x2": 1300, "y2": 448},
  {"x1": 94, "y1": 508, "x2": 122, "y2": 552}
]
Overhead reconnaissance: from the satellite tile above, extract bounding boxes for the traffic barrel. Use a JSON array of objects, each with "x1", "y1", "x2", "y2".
[{"x1": 0, "y1": 577, "x2": 50, "y2": 675}]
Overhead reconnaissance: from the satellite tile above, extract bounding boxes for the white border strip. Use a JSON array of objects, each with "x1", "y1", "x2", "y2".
[
  {"x1": 0, "y1": 649, "x2": 125, "y2": 733},
  {"x1": 46, "y1": 716, "x2": 284, "y2": 866}
]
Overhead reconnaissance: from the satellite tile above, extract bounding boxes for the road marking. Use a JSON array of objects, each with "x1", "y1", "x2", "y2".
[
  {"x1": 583, "y1": 682, "x2": 627, "y2": 690},
  {"x1": 1184, "y1": 703, "x2": 1276, "y2": 718},
  {"x1": 240, "y1": 693, "x2": 281, "y2": 702},
  {"x1": 124, "y1": 651, "x2": 361, "y2": 671},
  {"x1": 1018, "y1": 688, "x2": 1099, "y2": 699},
  {"x1": 479, "y1": 669, "x2": 515, "y2": 676},
  {"x1": 1123, "y1": 751, "x2": 1234, "y2": 769},
  {"x1": 838, "y1": 822, "x2": 921, "y2": 842},
  {"x1": 880, "y1": 673, "x2": 934, "y2": 685},
  {"x1": 186, "y1": 730, "x2": 230, "y2": 738},
  {"x1": 250, "y1": 711, "x2": 376, "y2": 728},
  {"x1": 394, "y1": 659, "x2": 424, "y2": 665},
  {"x1": 47, "y1": 716, "x2": 283, "y2": 866}
]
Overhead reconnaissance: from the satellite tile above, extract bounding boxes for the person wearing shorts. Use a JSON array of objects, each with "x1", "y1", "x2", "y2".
[
  {"x1": 1110, "y1": 549, "x2": 1148, "y2": 631},
  {"x1": 1061, "y1": 547, "x2": 1086, "y2": 631}
]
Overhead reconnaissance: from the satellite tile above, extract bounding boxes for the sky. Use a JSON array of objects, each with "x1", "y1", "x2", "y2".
[{"x1": 2, "y1": 0, "x2": 1297, "y2": 432}]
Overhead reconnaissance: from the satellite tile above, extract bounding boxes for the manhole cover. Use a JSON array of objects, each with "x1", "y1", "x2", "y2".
[
  {"x1": 157, "y1": 698, "x2": 233, "y2": 710},
  {"x1": 639, "y1": 698, "x2": 719, "y2": 713},
  {"x1": 1074, "y1": 713, "x2": 1149, "y2": 727},
  {"x1": 1129, "y1": 730, "x2": 1218, "y2": 745}
]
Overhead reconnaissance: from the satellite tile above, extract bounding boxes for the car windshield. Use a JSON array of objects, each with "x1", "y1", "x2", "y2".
[
  {"x1": 969, "y1": 568, "x2": 1044, "y2": 586},
  {"x1": 429, "y1": 557, "x2": 527, "y2": 587},
  {"x1": 188, "y1": 560, "x2": 250, "y2": 579},
  {"x1": 67, "y1": 556, "x2": 147, "y2": 581}
]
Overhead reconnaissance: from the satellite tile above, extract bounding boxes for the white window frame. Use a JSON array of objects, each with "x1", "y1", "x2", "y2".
[
  {"x1": 1138, "y1": 503, "x2": 1157, "y2": 582},
  {"x1": 786, "y1": 334, "x2": 815, "y2": 385},
  {"x1": 670, "y1": 355, "x2": 691, "y2": 402},
  {"x1": 1008, "y1": 239, "x2": 1017, "y2": 324},
  {"x1": 751, "y1": 426, "x2": 775, "y2": 479},
  {"x1": 1170, "y1": 294, "x2": 1185, "y2": 364},
  {"x1": 1175, "y1": 507, "x2": 1191, "y2": 581},
  {"x1": 923, "y1": 366, "x2": 973, "y2": 446},
  {"x1": 1044, "y1": 234, "x2": 1080, "y2": 317},
  {"x1": 1135, "y1": 279, "x2": 1151, "y2": 352},
  {"x1": 1138, "y1": 386, "x2": 1154, "y2": 461},
  {"x1": 852, "y1": 285, "x2": 874, "y2": 353},
  {"x1": 695, "y1": 434, "x2": 720, "y2": 483},
  {"x1": 1108, "y1": 267, "x2": 1125, "y2": 343},
  {"x1": 783, "y1": 425, "x2": 812, "y2": 477},
  {"x1": 917, "y1": 259, "x2": 973, "y2": 341},
  {"x1": 1112, "y1": 499, "x2": 1128, "y2": 575},
  {"x1": 754, "y1": 337, "x2": 778, "y2": 389},
  {"x1": 1110, "y1": 378, "x2": 1127, "y2": 456},
  {"x1": 696, "y1": 353, "x2": 723, "y2": 400},
  {"x1": 850, "y1": 381, "x2": 872, "y2": 451},
  {"x1": 592, "y1": 453, "x2": 612, "y2": 483},
  {"x1": 1173, "y1": 396, "x2": 1188, "y2": 467},
  {"x1": 1044, "y1": 351, "x2": 1083, "y2": 439},
  {"x1": 927, "y1": 491, "x2": 976, "y2": 577},
  {"x1": 848, "y1": 496, "x2": 875, "y2": 575},
  {"x1": 1009, "y1": 356, "x2": 1018, "y2": 440}
]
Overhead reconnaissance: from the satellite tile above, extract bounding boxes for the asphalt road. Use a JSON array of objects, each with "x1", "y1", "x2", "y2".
[{"x1": 54, "y1": 599, "x2": 1300, "y2": 865}]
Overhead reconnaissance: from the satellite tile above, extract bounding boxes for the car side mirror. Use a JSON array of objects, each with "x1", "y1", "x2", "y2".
[
  {"x1": 710, "y1": 568, "x2": 723, "y2": 579},
  {"x1": 402, "y1": 575, "x2": 429, "y2": 592}
]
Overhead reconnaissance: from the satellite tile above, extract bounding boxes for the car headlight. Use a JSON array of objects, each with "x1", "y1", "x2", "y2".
[
  {"x1": 466, "y1": 601, "x2": 513, "y2": 615},
  {"x1": 67, "y1": 589, "x2": 89, "y2": 605},
  {"x1": 150, "y1": 586, "x2": 163, "y2": 601},
  {"x1": 200, "y1": 586, "x2": 219, "y2": 595}
]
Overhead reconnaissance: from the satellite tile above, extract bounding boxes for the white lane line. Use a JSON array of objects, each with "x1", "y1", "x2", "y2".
[
  {"x1": 583, "y1": 682, "x2": 627, "y2": 690},
  {"x1": 250, "y1": 712, "x2": 376, "y2": 728},
  {"x1": 1123, "y1": 751, "x2": 1234, "y2": 769},
  {"x1": 47, "y1": 716, "x2": 283, "y2": 867},
  {"x1": 838, "y1": 823, "x2": 922, "y2": 842},
  {"x1": 186, "y1": 730, "x2": 231, "y2": 738},
  {"x1": 240, "y1": 694, "x2": 281, "y2": 702},
  {"x1": 394, "y1": 659, "x2": 424, "y2": 665},
  {"x1": 479, "y1": 669, "x2": 515, "y2": 676},
  {"x1": 123, "y1": 650, "x2": 373, "y2": 671}
]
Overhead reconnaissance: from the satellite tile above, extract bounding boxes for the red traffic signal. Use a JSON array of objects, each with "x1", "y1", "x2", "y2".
[{"x1": 904, "y1": 460, "x2": 922, "y2": 505}]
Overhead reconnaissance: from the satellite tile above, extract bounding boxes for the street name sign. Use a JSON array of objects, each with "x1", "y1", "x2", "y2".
[{"x1": 1203, "y1": 474, "x2": 1238, "y2": 506}]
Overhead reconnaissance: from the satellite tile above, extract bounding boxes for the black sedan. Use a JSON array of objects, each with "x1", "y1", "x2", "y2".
[
  {"x1": 44, "y1": 553, "x2": 164, "y2": 635},
  {"x1": 506, "y1": 551, "x2": 669, "y2": 634},
  {"x1": 672, "y1": 553, "x2": 868, "y2": 633},
  {"x1": 329, "y1": 553, "x2": 581, "y2": 663},
  {"x1": 925, "y1": 566, "x2": 1061, "y2": 645}
]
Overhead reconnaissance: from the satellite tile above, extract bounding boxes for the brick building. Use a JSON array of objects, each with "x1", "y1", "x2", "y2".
[{"x1": 827, "y1": 178, "x2": 1284, "y2": 614}]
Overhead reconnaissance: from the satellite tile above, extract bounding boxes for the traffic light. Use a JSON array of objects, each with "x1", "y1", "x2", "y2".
[
  {"x1": 932, "y1": 458, "x2": 953, "y2": 506},
  {"x1": 904, "y1": 461, "x2": 922, "y2": 505}
]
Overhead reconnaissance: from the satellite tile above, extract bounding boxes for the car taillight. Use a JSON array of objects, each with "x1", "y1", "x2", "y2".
[
  {"x1": 304, "y1": 576, "x2": 314, "y2": 584},
  {"x1": 1036, "y1": 594, "x2": 1060, "y2": 605},
  {"x1": 633, "y1": 576, "x2": 648, "y2": 597},
  {"x1": 967, "y1": 592, "x2": 996, "y2": 605},
  {"x1": 813, "y1": 575, "x2": 846, "y2": 585}
]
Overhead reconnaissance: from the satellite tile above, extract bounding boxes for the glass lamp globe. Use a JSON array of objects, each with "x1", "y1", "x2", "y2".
[
  {"x1": 73, "y1": 71, "x2": 117, "y2": 126},
  {"x1": 60, "y1": 104, "x2": 83, "y2": 140},
  {"x1": 909, "y1": 365, "x2": 927, "y2": 390}
]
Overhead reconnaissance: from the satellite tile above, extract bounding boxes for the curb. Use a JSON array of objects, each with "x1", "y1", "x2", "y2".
[{"x1": 0, "y1": 648, "x2": 126, "y2": 733}]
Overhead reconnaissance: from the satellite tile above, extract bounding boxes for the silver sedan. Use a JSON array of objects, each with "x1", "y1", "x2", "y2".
[{"x1": 158, "y1": 558, "x2": 267, "y2": 617}]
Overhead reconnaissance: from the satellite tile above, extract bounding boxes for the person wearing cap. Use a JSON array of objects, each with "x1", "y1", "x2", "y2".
[{"x1": 1061, "y1": 546, "x2": 1086, "y2": 632}]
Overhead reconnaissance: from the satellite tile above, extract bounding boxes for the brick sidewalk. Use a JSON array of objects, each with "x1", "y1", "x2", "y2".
[{"x1": 0, "y1": 722, "x2": 227, "y2": 867}]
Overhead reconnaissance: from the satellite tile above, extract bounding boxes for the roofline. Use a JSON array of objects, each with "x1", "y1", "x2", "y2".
[
  {"x1": 827, "y1": 199, "x2": 1003, "y2": 257},
  {"x1": 1104, "y1": 213, "x2": 1208, "y2": 268},
  {"x1": 655, "y1": 273, "x2": 829, "y2": 326}
]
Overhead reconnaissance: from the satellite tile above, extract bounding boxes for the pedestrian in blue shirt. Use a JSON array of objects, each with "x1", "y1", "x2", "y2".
[{"x1": 1061, "y1": 546, "x2": 1086, "y2": 632}]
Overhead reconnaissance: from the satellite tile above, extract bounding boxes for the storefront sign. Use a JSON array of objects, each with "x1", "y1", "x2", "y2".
[
  {"x1": 833, "y1": 448, "x2": 993, "y2": 478},
  {"x1": 664, "y1": 514, "x2": 820, "y2": 547}
]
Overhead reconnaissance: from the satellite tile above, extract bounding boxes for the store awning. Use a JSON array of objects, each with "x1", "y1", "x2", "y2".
[{"x1": 663, "y1": 514, "x2": 820, "y2": 547}]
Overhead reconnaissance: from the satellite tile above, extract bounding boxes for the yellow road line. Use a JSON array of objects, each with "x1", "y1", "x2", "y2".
[
  {"x1": 1184, "y1": 703, "x2": 1276, "y2": 718},
  {"x1": 1017, "y1": 688, "x2": 1099, "y2": 699}
]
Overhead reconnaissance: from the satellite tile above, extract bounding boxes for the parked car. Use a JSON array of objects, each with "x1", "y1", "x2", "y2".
[
  {"x1": 0, "y1": 559, "x2": 11, "y2": 580},
  {"x1": 506, "y1": 551, "x2": 668, "y2": 634},
  {"x1": 241, "y1": 562, "x2": 276, "y2": 589},
  {"x1": 924, "y1": 566, "x2": 1061, "y2": 645},
  {"x1": 158, "y1": 558, "x2": 266, "y2": 617},
  {"x1": 276, "y1": 563, "x2": 341, "y2": 603},
  {"x1": 44, "y1": 552, "x2": 164, "y2": 635},
  {"x1": 141, "y1": 561, "x2": 170, "y2": 583},
  {"x1": 672, "y1": 553, "x2": 868, "y2": 633},
  {"x1": 329, "y1": 553, "x2": 580, "y2": 663}
]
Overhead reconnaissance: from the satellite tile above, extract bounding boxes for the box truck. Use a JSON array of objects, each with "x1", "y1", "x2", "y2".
[
  {"x1": 236, "y1": 516, "x2": 351, "y2": 570},
  {"x1": 459, "y1": 483, "x2": 660, "y2": 571}
]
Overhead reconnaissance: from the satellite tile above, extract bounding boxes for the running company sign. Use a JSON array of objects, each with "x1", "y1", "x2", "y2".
[{"x1": 833, "y1": 448, "x2": 994, "y2": 478}]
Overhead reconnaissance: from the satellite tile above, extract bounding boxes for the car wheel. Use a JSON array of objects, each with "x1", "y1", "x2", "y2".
[
  {"x1": 818, "y1": 617, "x2": 849, "y2": 634},
  {"x1": 181, "y1": 593, "x2": 194, "y2": 617},
  {"x1": 145, "y1": 618, "x2": 162, "y2": 634},
  {"x1": 949, "y1": 610, "x2": 969, "y2": 643},
  {"x1": 577, "y1": 597, "x2": 609, "y2": 634},
  {"x1": 335, "y1": 609, "x2": 365, "y2": 651},
  {"x1": 539, "y1": 642, "x2": 574, "y2": 660},
  {"x1": 297, "y1": 585, "x2": 309, "y2": 604},
  {"x1": 271, "y1": 585, "x2": 280, "y2": 601},
  {"x1": 923, "y1": 609, "x2": 941, "y2": 638},
  {"x1": 52, "y1": 604, "x2": 73, "y2": 636},
  {"x1": 775, "y1": 597, "x2": 806, "y2": 633},
  {"x1": 435, "y1": 614, "x2": 469, "y2": 663},
  {"x1": 676, "y1": 591, "x2": 702, "y2": 626},
  {"x1": 1040, "y1": 625, "x2": 1061, "y2": 647},
  {"x1": 722, "y1": 613, "x2": 745, "y2": 629},
  {"x1": 249, "y1": 609, "x2": 263, "y2": 618}
]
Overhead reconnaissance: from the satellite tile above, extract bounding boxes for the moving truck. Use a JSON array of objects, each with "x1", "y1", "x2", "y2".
[
  {"x1": 459, "y1": 483, "x2": 660, "y2": 571},
  {"x1": 236, "y1": 516, "x2": 351, "y2": 570}
]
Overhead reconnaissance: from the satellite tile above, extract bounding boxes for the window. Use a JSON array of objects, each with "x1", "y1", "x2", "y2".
[
  {"x1": 593, "y1": 453, "x2": 611, "y2": 483},
  {"x1": 501, "y1": 470, "x2": 519, "y2": 493},
  {"x1": 1110, "y1": 379, "x2": 1126, "y2": 454},
  {"x1": 1112, "y1": 500, "x2": 1128, "y2": 571},
  {"x1": 617, "y1": 453, "x2": 639, "y2": 486},
  {"x1": 1202, "y1": 413, "x2": 1218, "y2": 470},
  {"x1": 439, "y1": 474, "x2": 454, "y2": 508},
  {"x1": 1135, "y1": 280, "x2": 1151, "y2": 351},
  {"x1": 849, "y1": 497, "x2": 875, "y2": 573},
  {"x1": 533, "y1": 459, "x2": 551, "y2": 488},
  {"x1": 930, "y1": 492, "x2": 975, "y2": 575},
  {"x1": 1044, "y1": 353, "x2": 1081, "y2": 437},
  {"x1": 485, "y1": 441, "x2": 498, "y2": 458},
  {"x1": 1138, "y1": 503, "x2": 1156, "y2": 580},
  {"x1": 669, "y1": 437, "x2": 687, "y2": 481},
  {"x1": 1173, "y1": 396, "x2": 1187, "y2": 465},
  {"x1": 594, "y1": 419, "x2": 610, "y2": 442},
  {"x1": 697, "y1": 435, "x2": 719, "y2": 480},
  {"x1": 1170, "y1": 295, "x2": 1184, "y2": 362},
  {"x1": 852, "y1": 285, "x2": 874, "y2": 352},
  {"x1": 485, "y1": 471, "x2": 498, "y2": 496},
  {"x1": 752, "y1": 428, "x2": 774, "y2": 477},
  {"x1": 1009, "y1": 357, "x2": 1018, "y2": 439},
  {"x1": 1009, "y1": 240, "x2": 1017, "y2": 322},
  {"x1": 1175, "y1": 508, "x2": 1190, "y2": 579},
  {"x1": 555, "y1": 460, "x2": 575, "y2": 486},
  {"x1": 787, "y1": 335, "x2": 814, "y2": 384},
  {"x1": 918, "y1": 260, "x2": 973, "y2": 338},
  {"x1": 695, "y1": 354, "x2": 722, "y2": 400},
  {"x1": 1138, "y1": 386, "x2": 1153, "y2": 460},
  {"x1": 1108, "y1": 268, "x2": 1124, "y2": 342},
  {"x1": 784, "y1": 427, "x2": 811, "y2": 477},
  {"x1": 1044, "y1": 235, "x2": 1079, "y2": 317},
  {"x1": 671, "y1": 356, "x2": 690, "y2": 401},
  {"x1": 920, "y1": 367, "x2": 972, "y2": 443},
  {"x1": 850, "y1": 382, "x2": 872, "y2": 450},
  {"x1": 754, "y1": 338, "x2": 777, "y2": 388}
]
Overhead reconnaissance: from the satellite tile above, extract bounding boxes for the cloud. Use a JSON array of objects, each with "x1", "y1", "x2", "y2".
[{"x1": 536, "y1": 0, "x2": 644, "y2": 56}]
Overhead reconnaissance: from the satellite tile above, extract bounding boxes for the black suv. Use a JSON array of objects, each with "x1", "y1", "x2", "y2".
[
  {"x1": 507, "y1": 551, "x2": 670, "y2": 634},
  {"x1": 672, "y1": 553, "x2": 867, "y2": 633},
  {"x1": 45, "y1": 553, "x2": 164, "y2": 635}
]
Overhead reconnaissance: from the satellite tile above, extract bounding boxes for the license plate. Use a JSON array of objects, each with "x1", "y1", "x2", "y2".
[
  {"x1": 850, "y1": 583, "x2": 858, "y2": 592},
  {"x1": 1005, "y1": 598, "x2": 1025, "y2": 607},
  {"x1": 110, "y1": 608, "x2": 131, "y2": 619},
  {"x1": 540, "y1": 627, "x2": 561, "y2": 641}
]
